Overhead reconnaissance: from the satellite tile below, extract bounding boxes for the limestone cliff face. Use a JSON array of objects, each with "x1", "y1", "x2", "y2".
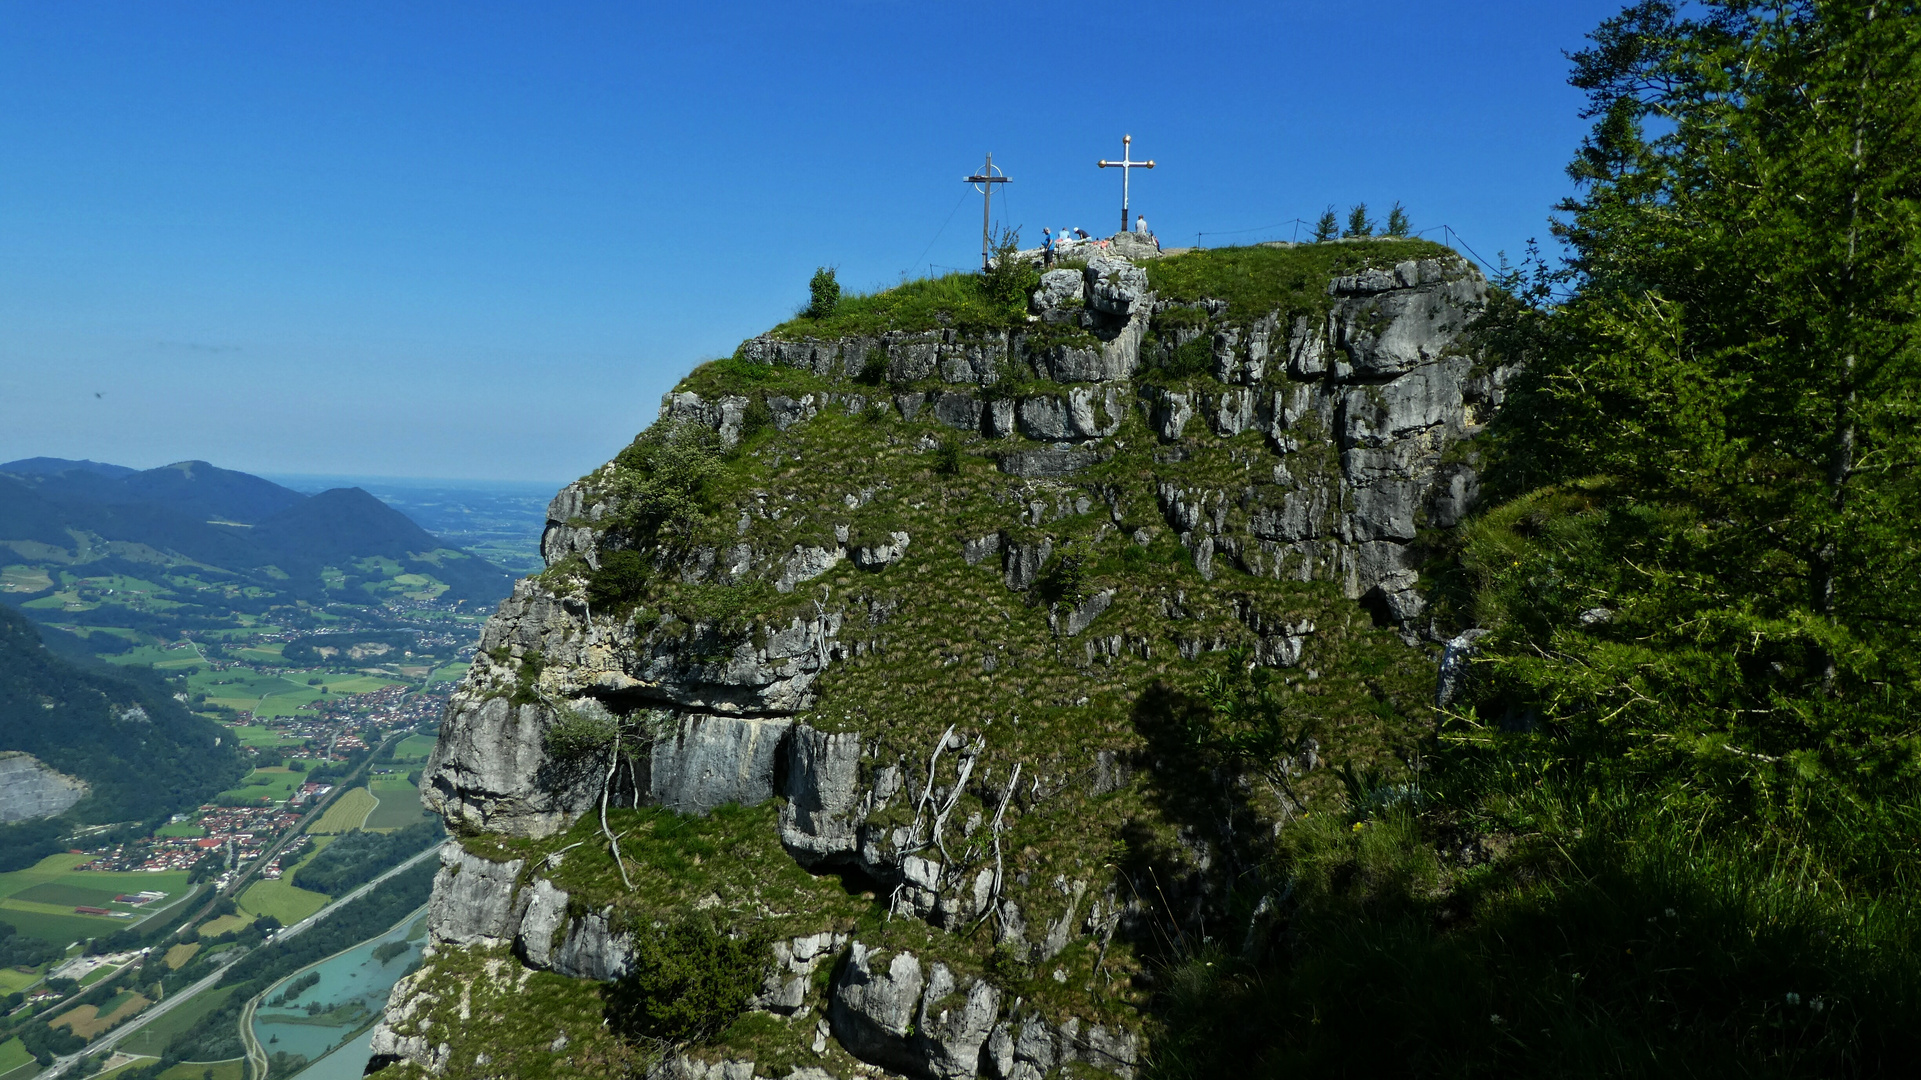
[
  {"x1": 0, "y1": 752, "x2": 87, "y2": 823},
  {"x1": 375, "y1": 240, "x2": 1505, "y2": 1080}
]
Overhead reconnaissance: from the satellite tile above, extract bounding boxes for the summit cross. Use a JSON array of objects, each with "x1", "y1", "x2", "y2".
[
  {"x1": 1097, "y1": 134, "x2": 1155, "y2": 235},
  {"x1": 965, "y1": 153, "x2": 1011, "y2": 273}
]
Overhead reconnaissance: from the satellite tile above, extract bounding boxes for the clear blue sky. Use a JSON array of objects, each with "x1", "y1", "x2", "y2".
[{"x1": 0, "y1": 1, "x2": 1622, "y2": 484}]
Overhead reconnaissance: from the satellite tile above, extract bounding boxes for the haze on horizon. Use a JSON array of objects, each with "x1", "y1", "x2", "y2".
[{"x1": 0, "y1": 0, "x2": 1620, "y2": 483}]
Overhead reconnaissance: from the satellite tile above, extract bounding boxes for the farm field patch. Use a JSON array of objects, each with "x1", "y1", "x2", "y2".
[
  {"x1": 0, "y1": 1038, "x2": 32, "y2": 1077},
  {"x1": 0, "y1": 856, "x2": 188, "y2": 946},
  {"x1": 311, "y1": 789, "x2": 376, "y2": 834},
  {"x1": 226, "y1": 725, "x2": 300, "y2": 749},
  {"x1": 0, "y1": 565, "x2": 54, "y2": 593},
  {"x1": 364, "y1": 779, "x2": 428, "y2": 831},
  {"x1": 215, "y1": 767, "x2": 304, "y2": 804},
  {"x1": 12, "y1": 882, "x2": 124, "y2": 909},
  {"x1": 196, "y1": 914, "x2": 249, "y2": 938},
  {"x1": 106, "y1": 644, "x2": 204, "y2": 670},
  {"x1": 52, "y1": 991, "x2": 149, "y2": 1039},
  {"x1": 117, "y1": 986, "x2": 236, "y2": 1057},
  {"x1": 0, "y1": 907, "x2": 121, "y2": 948},
  {"x1": 391, "y1": 735, "x2": 437, "y2": 761},
  {"x1": 238, "y1": 841, "x2": 330, "y2": 924},
  {"x1": 0, "y1": 968, "x2": 38, "y2": 993}
]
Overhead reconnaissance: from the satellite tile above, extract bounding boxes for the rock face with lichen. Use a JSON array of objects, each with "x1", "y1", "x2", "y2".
[{"x1": 371, "y1": 238, "x2": 1508, "y2": 1080}]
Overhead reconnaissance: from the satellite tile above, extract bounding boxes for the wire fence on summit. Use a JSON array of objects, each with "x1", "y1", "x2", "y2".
[{"x1": 1188, "y1": 219, "x2": 1506, "y2": 278}]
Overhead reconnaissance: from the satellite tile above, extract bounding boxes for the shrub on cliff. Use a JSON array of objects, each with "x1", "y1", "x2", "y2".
[
  {"x1": 609, "y1": 420, "x2": 724, "y2": 542},
  {"x1": 586, "y1": 549, "x2": 650, "y2": 610},
  {"x1": 979, "y1": 225, "x2": 1038, "y2": 312},
  {"x1": 603, "y1": 913, "x2": 768, "y2": 1044},
  {"x1": 806, "y1": 266, "x2": 840, "y2": 319}
]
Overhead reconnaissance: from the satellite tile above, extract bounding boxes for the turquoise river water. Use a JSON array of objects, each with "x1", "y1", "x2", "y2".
[{"x1": 251, "y1": 906, "x2": 428, "y2": 1078}]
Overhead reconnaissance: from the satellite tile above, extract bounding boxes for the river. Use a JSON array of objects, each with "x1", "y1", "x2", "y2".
[{"x1": 251, "y1": 906, "x2": 428, "y2": 1078}]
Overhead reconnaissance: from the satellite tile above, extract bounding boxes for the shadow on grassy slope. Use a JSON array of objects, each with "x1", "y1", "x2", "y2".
[{"x1": 1149, "y1": 782, "x2": 1921, "y2": 1080}]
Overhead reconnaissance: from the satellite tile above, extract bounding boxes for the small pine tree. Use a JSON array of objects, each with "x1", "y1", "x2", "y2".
[
  {"x1": 807, "y1": 267, "x2": 840, "y2": 319},
  {"x1": 1344, "y1": 203, "x2": 1374, "y2": 238},
  {"x1": 1312, "y1": 207, "x2": 1339, "y2": 243},
  {"x1": 1385, "y1": 202, "x2": 1411, "y2": 237}
]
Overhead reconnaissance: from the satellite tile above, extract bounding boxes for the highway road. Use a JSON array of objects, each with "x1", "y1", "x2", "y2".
[{"x1": 42, "y1": 843, "x2": 444, "y2": 1080}]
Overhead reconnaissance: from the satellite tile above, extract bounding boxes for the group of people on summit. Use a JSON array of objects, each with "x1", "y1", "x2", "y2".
[{"x1": 1040, "y1": 214, "x2": 1156, "y2": 266}]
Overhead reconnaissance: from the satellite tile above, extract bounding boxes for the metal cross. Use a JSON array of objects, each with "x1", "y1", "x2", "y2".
[
  {"x1": 1097, "y1": 134, "x2": 1155, "y2": 235},
  {"x1": 965, "y1": 153, "x2": 1011, "y2": 272}
]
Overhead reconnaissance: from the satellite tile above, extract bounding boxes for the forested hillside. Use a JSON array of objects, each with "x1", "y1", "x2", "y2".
[{"x1": 0, "y1": 603, "x2": 245, "y2": 869}]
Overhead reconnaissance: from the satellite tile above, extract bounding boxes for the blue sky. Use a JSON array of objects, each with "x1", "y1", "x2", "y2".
[{"x1": 0, "y1": 1, "x2": 1622, "y2": 483}]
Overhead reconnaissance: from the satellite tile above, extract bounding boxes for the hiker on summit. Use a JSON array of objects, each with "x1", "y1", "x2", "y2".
[
  {"x1": 1042, "y1": 228, "x2": 1055, "y2": 267},
  {"x1": 1135, "y1": 214, "x2": 1161, "y2": 252}
]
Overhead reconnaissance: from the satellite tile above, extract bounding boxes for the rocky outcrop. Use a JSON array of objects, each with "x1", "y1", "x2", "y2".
[
  {"x1": 649, "y1": 714, "x2": 791, "y2": 815},
  {"x1": 422, "y1": 579, "x2": 846, "y2": 836},
  {"x1": 384, "y1": 239, "x2": 1506, "y2": 1080},
  {"x1": 0, "y1": 753, "x2": 86, "y2": 824},
  {"x1": 830, "y1": 946, "x2": 1002, "y2": 1080}
]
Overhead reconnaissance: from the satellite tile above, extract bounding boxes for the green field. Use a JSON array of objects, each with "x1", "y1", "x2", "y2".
[
  {"x1": 216, "y1": 766, "x2": 306, "y2": 804},
  {"x1": 391, "y1": 734, "x2": 437, "y2": 762},
  {"x1": 154, "y1": 821, "x2": 204, "y2": 839},
  {"x1": 0, "y1": 1038, "x2": 32, "y2": 1078},
  {"x1": 196, "y1": 915, "x2": 248, "y2": 938},
  {"x1": 312, "y1": 789, "x2": 376, "y2": 834},
  {"x1": 107, "y1": 643, "x2": 204, "y2": 671},
  {"x1": 0, "y1": 855, "x2": 189, "y2": 948},
  {"x1": 0, "y1": 564, "x2": 54, "y2": 593},
  {"x1": 226, "y1": 725, "x2": 300, "y2": 749},
  {"x1": 364, "y1": 778, "x2": 429, "y2": 831},
  {"x1": 13, "y1": 882, "x2": 124, "y2": 908},
  {"x1": 21, "y1": 573, "x2": 182, "y2": 616},
  {"x1": 228, "y1": 642, "x2": 287, "y2": 664},
  {"x1": 0, "y1": 968, "x2": 40, "y2": 993},
  {"x1": 188, "y1": 666, "x2": 405, "y2": 719},
  {"x1": 237, "y1": 841, "x2": 330, "y2": 924},
  {"x1": 116, "y1": 985, "x2": 237, "y2": 1056}
]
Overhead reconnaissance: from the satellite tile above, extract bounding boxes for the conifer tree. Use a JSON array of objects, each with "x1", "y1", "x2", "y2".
[
  {"x1": 1343, "y1": 203, "x2": 1373, "y2": 238},
  {"x1": 1312, "y1": 206, "x2": 1338, "y2": 243},
  {"x1": 1474, "y1": 0, "x2": 1921, "y2": 817}
]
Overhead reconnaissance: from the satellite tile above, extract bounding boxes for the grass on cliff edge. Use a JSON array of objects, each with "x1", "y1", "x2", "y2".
[
  {"x1": 770, "y1": 270, "x2": 1026, "y2": 339},
  {"x1": 1144, "y1": 237, "x2": 1453, "y2": 323},
  {"x1": 762, "y1": 237, "x2": 1457, "y2": 341}
]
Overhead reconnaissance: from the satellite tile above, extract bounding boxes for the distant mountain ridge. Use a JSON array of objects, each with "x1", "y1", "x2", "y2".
[{"x1": 0, "y1": 457, "x2": 513, "y2": 609}]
